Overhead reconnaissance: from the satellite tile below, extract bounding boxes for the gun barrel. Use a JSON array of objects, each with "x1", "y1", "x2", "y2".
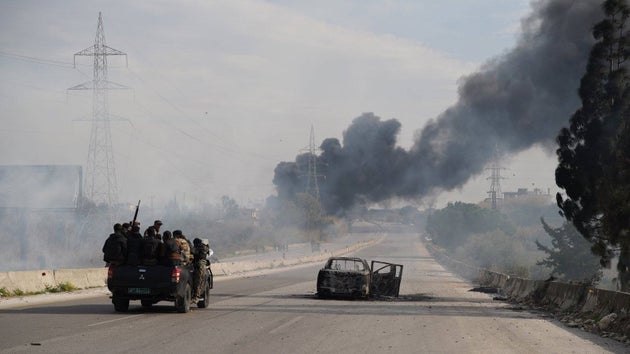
[{"x1": 131, "y1": 200, "x2": 141, "y2": 225}]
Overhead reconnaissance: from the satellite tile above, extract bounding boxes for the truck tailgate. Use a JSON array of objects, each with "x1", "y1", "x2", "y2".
[{"x1": 108, "y1": 265, "x2": 175, "y2": 289}]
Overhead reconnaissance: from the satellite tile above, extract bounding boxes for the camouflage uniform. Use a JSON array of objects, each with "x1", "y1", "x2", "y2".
[
  {"x1": 192, "y1": 238, "x2": 210, "y2": 299},
  {"x1": 173, "y1": 230, "x2": 193, "y2": 265}
]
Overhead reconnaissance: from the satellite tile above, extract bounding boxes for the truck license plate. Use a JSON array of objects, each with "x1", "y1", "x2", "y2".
[{"x1": 128, "y1": 287, "x2": 150, "y2": 295}]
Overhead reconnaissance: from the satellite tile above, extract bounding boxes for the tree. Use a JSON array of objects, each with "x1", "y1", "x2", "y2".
[
  {"x1": 535, "y1": 219, "x2": 602, "y2": 284},
  {"x1": 425, "y1": 202, "x2": 515, "y2": 251},
  {"x1": 221, "y1": 195, "x2": 239, "y2": 219},
  {"x1": 555, "y1": 0, "x2": 630, "y2": 291}
]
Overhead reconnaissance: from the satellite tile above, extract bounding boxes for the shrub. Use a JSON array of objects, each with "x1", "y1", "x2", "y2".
[{"x1": 46, "y1": 282, "x2": 79, "y2": 293}]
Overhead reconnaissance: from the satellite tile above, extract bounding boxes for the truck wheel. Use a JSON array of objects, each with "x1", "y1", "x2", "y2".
[
  {"x1": 197, "y1": 283, "x2": 210, "y2": 308},
  {"x1": 141, "y1": 299, "x2": 153, "y2": 308},
  {"x1": 176, "y1": 284, "x2": 191, "y2": 313},
  {"x1": 113, "y1": 297, "x2": 129, "y2": 312}
]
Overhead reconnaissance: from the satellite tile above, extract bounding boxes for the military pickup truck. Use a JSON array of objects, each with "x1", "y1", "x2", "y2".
[{"x1": 107, "y1": 263, "x2": 212, "y2": 313}]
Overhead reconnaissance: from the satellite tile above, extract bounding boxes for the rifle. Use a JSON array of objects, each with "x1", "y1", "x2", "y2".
[{"x1": 131, "y1": 200, "x2": 141, "y2": 226}]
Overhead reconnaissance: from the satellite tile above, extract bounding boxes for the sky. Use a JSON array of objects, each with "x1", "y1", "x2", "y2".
[{"x1": 0, "y1": 0, "x2": 563, "y2": 210}]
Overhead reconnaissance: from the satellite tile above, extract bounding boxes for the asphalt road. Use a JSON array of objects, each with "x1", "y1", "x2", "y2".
[{"x1": 0, "y1": 233, "x2": 627, "y2": 353}]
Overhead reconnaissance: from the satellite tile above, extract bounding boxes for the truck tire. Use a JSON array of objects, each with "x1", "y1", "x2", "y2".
[
  {"x1": 197, "y1": 283, "x2": 210, "y2": 309},
  {"x1": 175, "y1": 284, "x2": 191, "y2": 313},
  {"x1": 113, "y1": 297, "x2": 129, "y2": 312},
  {"x1": 141, "y1": 299, "x2": 153, "y2": 308}
]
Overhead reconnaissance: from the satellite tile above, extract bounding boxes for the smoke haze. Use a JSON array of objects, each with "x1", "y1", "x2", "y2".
[{"x1": 274, "y1": 0, "x2": 603, "y2": 214}]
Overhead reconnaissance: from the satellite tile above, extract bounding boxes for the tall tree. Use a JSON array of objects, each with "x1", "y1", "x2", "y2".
[
  {"x1": 536, "y1": 219, "x2": 602, "y2": 284},
  {"x1": 221, "y1": 195, "x2": 239, "y2": 219},
  {"x1": 555, "y1": 0, "x2": 630, "y2": 291}
]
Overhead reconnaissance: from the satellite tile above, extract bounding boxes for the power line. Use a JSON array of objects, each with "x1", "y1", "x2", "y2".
[
  {"x1": 0, "y1": 50, "x2": 74, "y2": 68},
  {"x1": 125, "y1": 67, "x2": 279, "y2": 163},
  {"x1": 0, "y1": 50, "x2": 127, "y2": 69},
  {"x1": 1, "y1": 47, "x2": 282, "y2": 167}
]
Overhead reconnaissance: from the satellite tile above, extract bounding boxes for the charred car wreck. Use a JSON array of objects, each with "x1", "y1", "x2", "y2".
[{"x1": 316, "y1": 257, "x2": 403, "y2": 299}]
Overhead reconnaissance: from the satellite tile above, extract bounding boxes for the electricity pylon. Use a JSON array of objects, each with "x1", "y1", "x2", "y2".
[
  {"x1": 486, "y1": 144, "x2": 506, "y2": 210},
  {"x1": 305, "y1": 125, "x2": 322, "y2": 203},
  {"x1": 68, "y1": 12, "x2": 128, "y2": 208}
]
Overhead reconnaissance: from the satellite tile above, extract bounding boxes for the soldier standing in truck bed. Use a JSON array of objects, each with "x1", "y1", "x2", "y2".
[
  {"x1": 173, "y1": 230, "x2": 193, "y2": 265},
  {"x1": 158, "y1": 230, "x2": 178, "y2": 265},
  {"x1": 102, "y1": 223, "x2": 127, "y2": 266},
  {"x1": 141, "y1": 230, "x2": 162, "y2": 265},
  {"x1": 144, "y1": 220, "x2": 163, "y2": 239},
  {"x1": 126, "y1": 225, "x2": 143, "y2": 265}
]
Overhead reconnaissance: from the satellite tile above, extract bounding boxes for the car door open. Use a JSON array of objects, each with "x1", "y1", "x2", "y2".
[{"x1": 370, "y1": 261, "x2": 403, "y2": 297}]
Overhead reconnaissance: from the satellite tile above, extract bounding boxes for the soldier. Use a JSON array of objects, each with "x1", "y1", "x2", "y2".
[
  {"x1": 144, "y1": 220, "x2": 163, "y2": 239},
  {"x1": 102, "y1": 223, "x2": 127, "y2": 266},
  {"x1": 173, "y1": 230, "x2": 193, "y2": 265},
  {"x1": 121, "y1": 223, "x2": 131, "y2": 237},
  {"x1": 160, "y1": 230, "x2": 181, "y2": 266},
  {"x1": 141, "y1": 231, "x2": 161, "y2": 265},
  {"x1": 191, "y1": 237, "x2": 210, "y2": 300},
  {"x1": 126, "y1": 225, "x2": 143, "y2": 265}
]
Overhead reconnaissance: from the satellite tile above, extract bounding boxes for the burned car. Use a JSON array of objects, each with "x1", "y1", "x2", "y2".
[{"x1": 316, "y1": 256, "x2": 403, "y2": 299}]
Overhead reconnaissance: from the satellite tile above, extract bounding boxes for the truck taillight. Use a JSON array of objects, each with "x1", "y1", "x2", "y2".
[
  {"x1": 171, "y1": 268, "x2": 181, "y2": 283},
  {"x1": 108, "y1": 265, "x2": 114, "y2": 279}
]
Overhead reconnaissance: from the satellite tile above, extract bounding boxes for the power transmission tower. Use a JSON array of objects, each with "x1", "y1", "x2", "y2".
[
  {"x1": 68, "y1": 12, "x2": 129, "y2": 208},
  {"x1": 486, "y1": 144, "x2": 506, "y2": 210},
  {"x1": 304, "y1": 125, "x2": 322, "y2": 203}
]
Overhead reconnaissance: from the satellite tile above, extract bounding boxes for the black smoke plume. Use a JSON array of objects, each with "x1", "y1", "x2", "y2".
[{"x1": 273, "y1": 0, "x2": 604, "y2": 215}]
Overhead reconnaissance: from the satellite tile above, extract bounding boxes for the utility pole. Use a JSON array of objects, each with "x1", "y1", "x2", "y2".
[
  {"x1": 486, "y1": 144, "x2": 506, "y2": 210},
  {"x1": 68, "y1": 12, "x2": 129, "y2": 209}
]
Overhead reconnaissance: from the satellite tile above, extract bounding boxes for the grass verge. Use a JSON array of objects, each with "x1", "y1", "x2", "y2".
[{"x1": 0, "y1": 282, "x2": 79, "y2": 297}]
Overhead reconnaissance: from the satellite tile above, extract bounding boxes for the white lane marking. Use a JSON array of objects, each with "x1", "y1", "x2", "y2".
[
  {"x1": 269, "y1": 316, "x2": 304, "y2": 334},
  {"x1": 88, "y1": 315, "x2": 143, "y2": 327}
]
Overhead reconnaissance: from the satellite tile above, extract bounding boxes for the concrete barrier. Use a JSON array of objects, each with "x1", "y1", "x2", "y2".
[
  {"x1": 582, "y1": 287, "x2": 630, "y2": 316},
  {"x1": 0, "y1": 269, "x2": 56, "y2": 293},
  {"x1": 425, "y1": 242, "x2": 630, "y2": 325},
  {"x1": 0, "y1": 238, "x2": 378, "y2": 295},
  {"x1": 54, "y1": 268, "x2": 108, "y2": 289}
]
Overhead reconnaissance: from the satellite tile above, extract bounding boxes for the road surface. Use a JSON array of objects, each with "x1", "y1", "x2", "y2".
[{"x1": 0, "y1": 233, "x2": 627, "y2": 353}]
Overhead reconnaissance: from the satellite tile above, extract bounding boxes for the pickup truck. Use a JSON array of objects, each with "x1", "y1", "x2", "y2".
[{"x1": 107, "y1": 263, "x2": 212, "y2": 313}]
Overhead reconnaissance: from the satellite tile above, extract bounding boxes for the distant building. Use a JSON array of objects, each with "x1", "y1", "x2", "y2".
[
  {"x1": 481, "y1": 187, "x2": 552, "y2": 208},
  {"x1": 503, "y1": 187, "x2": 550, "y2": 199}
]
